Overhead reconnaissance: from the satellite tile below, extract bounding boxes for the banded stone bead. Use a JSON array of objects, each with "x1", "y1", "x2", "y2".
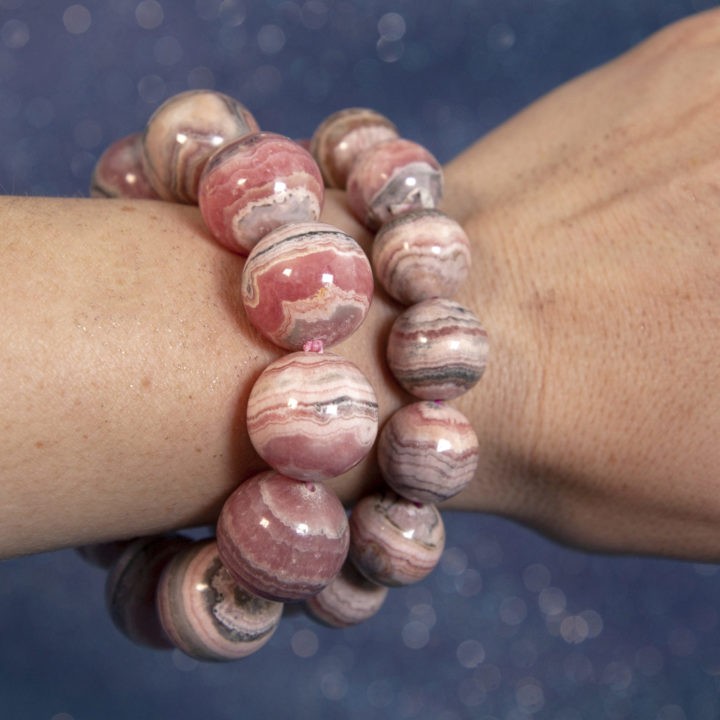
[
  {"x1": 156, "y1": 540, "x2": 283, "y2": 661},
  {"x1": 217, "y1": 471, "x2": 350, "y2": 602},
  {"x1": 349, "y1": 491, "x2": 445, "y2": 587},
  {"x1": 310, "y1": 107, "x2": 398, "y2": 189},
  {"x1": 372, "y1": 209, "x2": 471, "y2": 305},
  {"x1": 387, "y1": 298, "x2": 489, "y2": 400},
  {"x1": 247, "y1": 351, "x2": 378, "y2": 482},
  {"x1": 90, "y1": 132, "x2": 161, "y2": 200},
  {"x1": 305, "y1": 561, "x2": 389, "y2": 628},
  {"x1": 142, "y1": 90, "x2": 259, "y2": 203},
  {"x1": 346, "y1": 138, "x2": 443, "y2": 230},
  {"x1": 198, "y1": 132, "x2": 324, "y2": 255},
  {"x1": 105, "y1": 535, "x2": 191, "y2": 649},
  {"x1": 378, "y1": 401, "x2": 479, "y2": 503},
  {"x1": 241, "y1": 222, "x2": 373, "y2": 351}
]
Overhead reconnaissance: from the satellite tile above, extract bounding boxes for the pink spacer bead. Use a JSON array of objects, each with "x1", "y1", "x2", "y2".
[
  {"x1": 386, "y1": 298, "x2": 489, "y2": 400},
  {"x1": 217, "y1": 471, "x2": 350, "y2": 602},
  {"x1": 156, "y1": 539, "x2": 283, "y2": 661},
  {"x1": 372, "y1": 209, "x2": 471, "y2": 305},
  {"x1": 241, "y1": 222, "x2": 373, "y2": 351},
  {"x1": 346, "y1": 137, "x2": 443, "y2": 230},
  {"x1": 90, "y1": 132, "x2": 161, "y2": 200},
  {"x1": 349, "y1": 491, "x2": 445, "y2": 587},
  {"x1": 305, "y1": 561, "x2": 389, "y2": 628},
  {"x1": 105, "y1": 535, "x2": 191, "y2": 649},
  {"x1": 310, "y1": 107, "x2": 399, "y2": 189},
  {"x1": 247, "y1": 351, "x2": 378, "y2": 482},
  {"x1": 142, "y1": 89, "x2": 259, "y2": 203},
  {"x1": 378, "y1": 401, "x2": 480, "y2": 504},
  {"x1": 198, "y1": 132, "x2": 324, "y2": 255}
]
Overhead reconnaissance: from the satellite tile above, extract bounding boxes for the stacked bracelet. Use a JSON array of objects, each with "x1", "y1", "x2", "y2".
[{"x1": 85, "y1": 90, "x2": 488, "y2": 661}]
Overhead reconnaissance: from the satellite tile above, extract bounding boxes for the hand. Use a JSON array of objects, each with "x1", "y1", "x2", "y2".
[{"x1": 442, "y1": 10, "x2": 720, "y2": 559}]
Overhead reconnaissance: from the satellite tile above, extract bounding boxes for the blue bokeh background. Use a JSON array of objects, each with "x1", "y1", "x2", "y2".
[{"x1": 1, "y1": 1, "x2": 719, "y2": 719}]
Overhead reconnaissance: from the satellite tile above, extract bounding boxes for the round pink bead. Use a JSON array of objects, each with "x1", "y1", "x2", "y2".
[
  {"x1": 378, "y1": 401, "x2": 480, "y2": 503},
  {"x1": 247, "y1": 351, "x2": 378, "y2": 482},
  {"x1": 90, "y1": 132, "x2": 161, "y2": 200},
  {"x1": 372, "y1": 209, "x2": 471, "y2": 304},
  {"x1": 387, "y1": 298, "x2": 489, "y2": 400},
  {"x1": 157, "y1": 540, "x2": 283, "y2": 661},
  {"x1": 349, "y1": 491, "x2": 445, "y2": 587},
  {"x1": 346, "y1": 138, "x2": 443, "y2": 230},
  {"x1": 105, "y1": 535, "x2": 191, "y2": 649},
  {"x1": 142, "y1": 90, "x2": 259, "y2": 203},
  {"x1": 305, "y1": 561, "x2": 388, "y2": 628},
  {"x1": 198, "y1": 132, "x2": 324, "y2": 255},
  {"x1": 217, "y1": 471, "x2": 350, "y2": 602},
  {"x1": 310, "y1": 107, "x2": 399, "y2": 189},
  {"x1": 241, "y1": 222, "x2": 373, "y2": 350}
]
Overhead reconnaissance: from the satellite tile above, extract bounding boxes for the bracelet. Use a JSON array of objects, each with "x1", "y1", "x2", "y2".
[{"x1": 86, "y1": 90, "x2": 488, "y2": 661}]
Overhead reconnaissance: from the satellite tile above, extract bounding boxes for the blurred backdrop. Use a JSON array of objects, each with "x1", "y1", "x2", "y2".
[{"x1": 1, "y1": 1, "x2": 719, "y2": 719}]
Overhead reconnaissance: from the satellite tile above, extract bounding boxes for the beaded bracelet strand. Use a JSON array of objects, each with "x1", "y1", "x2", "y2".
[{"x1": 84, "y1": 90, "x2": 488, "y2": 661}]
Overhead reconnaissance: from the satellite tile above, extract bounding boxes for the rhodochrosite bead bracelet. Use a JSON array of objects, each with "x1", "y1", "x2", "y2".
[{"x1": 85, "y1": 90, "x2": 489, "y2": 660}]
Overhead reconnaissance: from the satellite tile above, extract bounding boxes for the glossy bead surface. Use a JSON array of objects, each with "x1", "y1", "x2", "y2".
[
  {"x1": 305, "y1": 561, "x2": 388, "y2": 628},
  {"x1": 387, "y1": 298, "x2": 489, "y2": 400},
  {"x1": 310, "y1": 107, "x2": 398, "y2": 189},
  {"x1": 105, "y1": 535, "x2": 191, "y2": 649},
  {"x1": 378, "y1": 401, "x2": 479, "y2": 503},
  {"x1": 241, "y1": 222, "x2": 373, "y2": 350},
  {"x1": 346, "y1": 138, "x2": 442, "y2": 229},
  {"x1": 157, "y1": 540, "x2": 283, "y2": 662},
  {"x1": 198, "y1": 132, "x2": 324, "y2": 255},
  {"x1": 217, "y1": 471, "x2": 350, "y2": 602},
  {"x1": 349, "y1": 491, "x2": 445, "y2": 587},
  {"x1": 90, "y1": 132, "x2": 161, "y2": 200},
  {"x1": 372, "y1": 209, "x2": 471, "y2": 304},
  {"x1": 142, "y1": 90, "x2": 259, "y2": 203},
  {"x1": 247, "y1": 352, "x2": 378, "y2": 482}
]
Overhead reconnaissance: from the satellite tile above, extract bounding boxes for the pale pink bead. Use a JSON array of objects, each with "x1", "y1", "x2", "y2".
[
  {"x1": 217, "y1": 471, "x2": 349, "y2": 602},
  {"x1": 346, "y1": 138, "x2": 443, "y2": 230},
  {"x1": 157, "y1": 540, "x2": 283, "y2": 661},
  {"x1": 372, "y1": 209, "x2": 471, "y2": 304},
  {"x1": 142, "y1": 90, "x2": 259, "y2": 203},
  {"x1": 387, "y1": 298, "x2": 489, "y2": 400},
  {"x1": 90, "y1": 132, "x2": 161, "y2": 200},
  {"x1": 198, "y1": 133, "x2": 324, "y2": 255},
  {"x1": 378, "y1": 401, "x2": 479, "y2": 503},
  {"x1": 305, "y1": 561, "x2": 389, "y2": 628},
  {"x1": 241, "y1": 222, "x2": 373, "y2": 350},
  {"x1": 105, "y1": 535, "x2": 191, "y2": 649},
  {"x1": 247, "y1": 351, "x2": 378, "y2": 482},
  {"x1": 349, "y1": 491, "x2": 445, "y2": 587},
  {"x1": 310, "y1": 108, "x2": 398, "y2": 189}
]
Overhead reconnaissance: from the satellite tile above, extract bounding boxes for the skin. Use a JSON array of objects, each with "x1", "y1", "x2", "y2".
[{"x1": 0, "y1": 12, "x2": 718, "y2": 559}]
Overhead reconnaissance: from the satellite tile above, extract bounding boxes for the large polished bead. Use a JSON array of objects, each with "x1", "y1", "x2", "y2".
[
  {"x1": 305, "y1": 561, "x2": 388, "y2": 628},
  {"x1": 247, "y1": 351, "x2": 378, "y2": 482},
  {"x1": 105, "y1": 535, "x2": 191, "y2": 649},
  {"x1": 387, "y1": 298, "x2": 489, "y2": 400},
  {"x1": 241, "y1": 222, "x2": 373, "y2": 350},
  {"x1": 198, "y1": 132, "x2": 324, "y2": 255},
  {"x1": 349, "y1": 491, "x2": 445, "y2": 587},
  {"x1": 90, "y1": 132, "x2": 161, "y2": 200},
  {"x1": 310, "y1": 107, "x2": 398, "y2": 189},
  {"x1": 346, "y1": 138, "x2": 442, "y2": 230},
  {"x1": 378, "y1": 401, "x2": 479, "y2": 503},
  {"x1": 156, "y1": 540, "x2": 283, "y2": 662},
  {"x1": 217, "y1": 471, "x2": 350, "y2": 602},
  {"x1": 142, "y1": 90, "x2": 259, "y2": 203},
  {"x1": 372, "y1": 209, "x2": 471, "y2": 305}
]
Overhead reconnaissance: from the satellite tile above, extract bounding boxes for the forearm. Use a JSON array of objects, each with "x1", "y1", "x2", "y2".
[{"x1": 0, "y1": 195, "x2": 513, "y2": 557}]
